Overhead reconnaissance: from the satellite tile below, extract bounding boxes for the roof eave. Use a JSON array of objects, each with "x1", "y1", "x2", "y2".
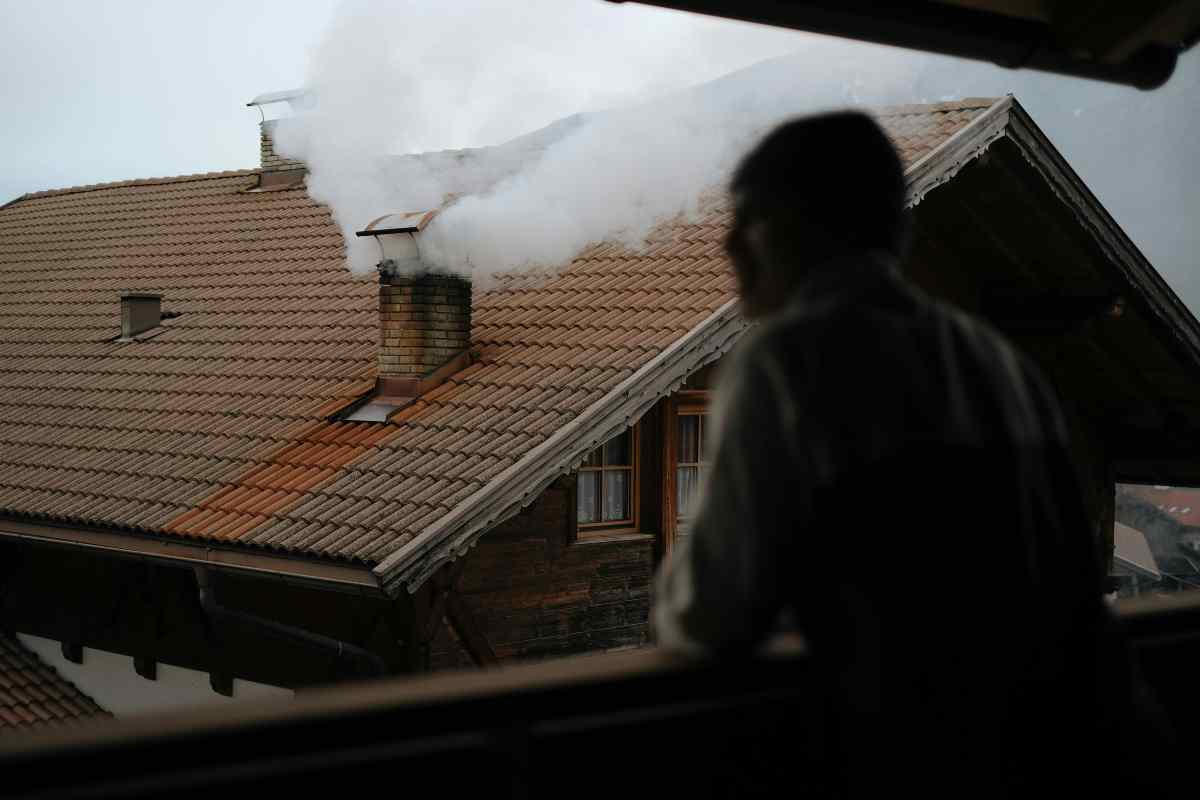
[
  {"x1": 999, "y1": 97, "x2": 1200, "y2": 380},
  {"x1": 0, "y1": 517, "x2": 383, "y2": 596}
]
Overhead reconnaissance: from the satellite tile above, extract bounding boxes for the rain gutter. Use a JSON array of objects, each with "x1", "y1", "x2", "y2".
[{"x1": 0, "y1": 517, "x2": 382, "y2": 596}]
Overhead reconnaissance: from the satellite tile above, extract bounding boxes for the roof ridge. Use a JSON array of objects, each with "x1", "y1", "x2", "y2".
[
  {"x1": 875, "y1": 96, "x2": 1004, "y2": 117},
  {"x1": 8, "y1": 169, "x2": 260, "y2": 205},
  {"x1": 2, "y1": 99, "x2": 994, "y2": 209}
]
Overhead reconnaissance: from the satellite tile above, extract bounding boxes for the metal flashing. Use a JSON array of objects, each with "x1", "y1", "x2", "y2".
[{"x1": 904, "y1": 96, "x2": 1012, "y2": 207}]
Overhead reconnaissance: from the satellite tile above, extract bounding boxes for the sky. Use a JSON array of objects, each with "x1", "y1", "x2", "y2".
[{"x1": 1, "y1": 0, "x2": 1198, "y2": 304}]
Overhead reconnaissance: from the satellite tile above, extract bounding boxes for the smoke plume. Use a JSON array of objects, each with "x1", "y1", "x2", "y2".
[
  {"x1": 274, "y1": 0, "x2": 917, "y2": 281},
  {"x1": 276, "y1": 0, "x2": 1200, "y2": 307}
]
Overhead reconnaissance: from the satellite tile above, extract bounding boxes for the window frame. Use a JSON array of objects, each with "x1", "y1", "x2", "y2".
[{"x1": 575, "y1": 424, "x2": 642, "y2": 540}]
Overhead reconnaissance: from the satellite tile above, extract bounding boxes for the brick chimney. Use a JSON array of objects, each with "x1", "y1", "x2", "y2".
[
  {"x1": 259, "y1": 119, "x2": 305, "y2": 175},
  {"x1": 246, "y1": 90, "x2": 307, "y2": 188},
  {"x1": 377, "y1": 269, "x2": 472, "y2": 395},
  {"x1": 355, "y1": 210, "x2": 472, "y2": 400}
]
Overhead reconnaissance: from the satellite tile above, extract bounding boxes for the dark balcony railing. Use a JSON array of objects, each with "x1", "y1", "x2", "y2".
[{"x1": 3, "y1": 596, "x2": 1199, "y2": 799}]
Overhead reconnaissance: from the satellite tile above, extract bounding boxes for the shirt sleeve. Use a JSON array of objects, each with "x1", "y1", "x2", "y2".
[{"x1": 652, "y1": 343, "x2": 810, "y2": 655}]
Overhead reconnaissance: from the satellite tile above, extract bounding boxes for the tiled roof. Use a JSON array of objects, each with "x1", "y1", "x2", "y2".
[
  {"x1": 0, "y1": 634, "x2": 109, "y2": 732},
  {"x1": 1120, "y1": 485, "x2": 1200, "y2": 528},
  {"x1": 0, "y1": 98, "x2": 999, "y2": 584}
]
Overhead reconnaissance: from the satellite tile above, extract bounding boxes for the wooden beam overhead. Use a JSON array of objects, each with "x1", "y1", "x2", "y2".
[{"x1": 615, "y1": 0, "x2": 1196, "y2": 88}]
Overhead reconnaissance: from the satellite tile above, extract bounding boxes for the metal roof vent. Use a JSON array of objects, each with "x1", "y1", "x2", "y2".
[
  {"x1": 355, "y1": 209, "x2": 440, "y2": 272},
  {"x1": 120, "y1": 292, "x2": 162, "y2": 340}
]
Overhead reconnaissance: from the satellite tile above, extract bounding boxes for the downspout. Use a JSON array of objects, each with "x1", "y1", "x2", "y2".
[{"x1": 194, "y1": 566, "x2": 386, "y2": 680}]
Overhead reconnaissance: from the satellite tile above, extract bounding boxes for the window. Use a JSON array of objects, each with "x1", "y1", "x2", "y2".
[
  {"x1": 576, "y1": 428, "x2": 638, "y2": 534},
  {"x1": 675, "y1": 411, "x2": 709, "y2": 523},
  {"x1": 662, "y1": 391, "x2": 711, "y2": 556}
]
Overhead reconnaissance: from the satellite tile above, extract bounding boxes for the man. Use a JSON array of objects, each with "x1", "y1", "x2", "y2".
[{"x1": 653, "y1": 112, "x2": 1169, "y2": 796}]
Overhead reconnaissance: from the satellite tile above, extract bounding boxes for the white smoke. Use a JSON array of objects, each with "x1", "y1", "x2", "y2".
[
  {"x1": 276, "y1": 0, "x2": 1200, "y2": 307},
  {"x1": 273, "y1": 0, "x2": 920, "y2": 281}
]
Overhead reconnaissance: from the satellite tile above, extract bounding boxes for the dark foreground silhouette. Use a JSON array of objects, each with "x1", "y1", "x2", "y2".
[{"x1": 654, "y1": 112, "x2": 1175, "y2": 796}]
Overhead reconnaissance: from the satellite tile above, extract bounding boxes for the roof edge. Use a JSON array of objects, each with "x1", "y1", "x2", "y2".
[
  {"x1": 904, "y1": 95, "x2": 1013, "y2": 207},
  {"x1": 375, "y1": 97, "x2": 1018, "y2": 595},
  {"x1": 0, "y1": 517, "x2": 382, "y2": 596},
  {"x1": 6, "y1": 169, "x2": 260, "y2": 205}
]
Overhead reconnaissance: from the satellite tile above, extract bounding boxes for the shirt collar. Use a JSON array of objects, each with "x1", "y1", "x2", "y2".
[{"x1": 789, "y1": 249, "x2": 903, "y2": 306}]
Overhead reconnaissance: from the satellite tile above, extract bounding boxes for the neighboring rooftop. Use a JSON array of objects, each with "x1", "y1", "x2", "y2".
[
  {"x1": 0, "y1": 99, "x2": 999, "y2": 592},
  {"x1": 1113, "y1": 522, "x2": 1162, "y2": 580},
  {"x1": 0, "y1": 634, "x2": 109, "y2": 733},
  {"x1": 1120, "y1": 485, "x2": 1200, "y2": 528}
]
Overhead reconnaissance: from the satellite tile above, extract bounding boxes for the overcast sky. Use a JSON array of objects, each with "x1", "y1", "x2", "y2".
[{"x1": 2, "y1": 0, "x2": 1197, "y2": 304}]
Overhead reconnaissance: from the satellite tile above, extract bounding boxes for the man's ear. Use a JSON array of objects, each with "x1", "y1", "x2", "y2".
[{"x1": 740, "y1": 219, "x2": 774, "y2": 289}]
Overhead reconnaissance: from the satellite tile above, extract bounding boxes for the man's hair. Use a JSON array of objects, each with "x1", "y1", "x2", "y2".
[{"x1": 731, "y1": 111, "x2": 907, "y2": 256}]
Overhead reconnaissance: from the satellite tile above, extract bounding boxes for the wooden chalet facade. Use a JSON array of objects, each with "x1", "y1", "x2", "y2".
[{"x1": 3, "y1": 94, "x2": 1200, "y2": 715}]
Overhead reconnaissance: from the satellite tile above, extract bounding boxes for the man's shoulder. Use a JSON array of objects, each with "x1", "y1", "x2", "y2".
[{"x1": 916, "y1": 292, "x2": 1071, "y2": 441}]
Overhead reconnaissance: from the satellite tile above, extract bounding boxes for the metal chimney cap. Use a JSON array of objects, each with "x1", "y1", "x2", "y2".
[
  {"x1": 120, "y1": 291, "x2": 162, "y2": 301},
  {"x1": 246, "y1": 88, "x2": 312, "y2": 108},
  {"x1": 355, "y1": 210, "x2": 440, "y2": 238}
]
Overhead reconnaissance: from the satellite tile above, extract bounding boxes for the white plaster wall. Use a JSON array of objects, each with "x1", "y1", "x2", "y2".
[{"x1": 17, "y1": 633, "x2": 293, "y2": 717}]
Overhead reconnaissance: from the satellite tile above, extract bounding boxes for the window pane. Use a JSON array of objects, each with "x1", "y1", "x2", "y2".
[
  {"x1": 677, "y1": 415, "x2": 699, "y2": 463},
  {"x1": 677, "y1": 466, "x2": 700, "y2": 518},
  {"x1": 604, "y1": 430, "x2": 631, "y2": 466},
  {"x1": 582, "y1": 445, "x2": 603, "y2": 468},
  {"x1": 603, "y1": 470, "x2": 630, "y2": 521},
  {"x1": 578, "y1": 471, "x2": 600, "y2": 523}
]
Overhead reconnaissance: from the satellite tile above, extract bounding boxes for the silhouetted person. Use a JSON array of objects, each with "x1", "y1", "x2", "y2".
[{"x1": 653, "y1": 112, "x2": 1172, "y2": 797}]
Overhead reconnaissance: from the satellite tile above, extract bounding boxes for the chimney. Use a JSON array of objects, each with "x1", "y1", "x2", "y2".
[
  {"x1": 377, "y1": 270, "x2": 472, "y2": 392},
  {"x1": 120, "y1": 292, "x2": 161, "y2": 339},
  {"x1": 259, "y1": 119, "x2": 305, "y2": 175},
  {"x1": 246, "y1": 90, "x2": 308, "y2": 187},
  {"x1": 357, "y1": 211, "x2": 472, "y2": 399}
]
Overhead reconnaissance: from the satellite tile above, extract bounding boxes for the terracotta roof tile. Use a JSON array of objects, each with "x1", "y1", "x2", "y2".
[
  {"x1": 0, "y1": 100, "x2": 996, "y2": 569},
  {"x1": 0, "y1": 634, "x2": 109, "y2": 734}
]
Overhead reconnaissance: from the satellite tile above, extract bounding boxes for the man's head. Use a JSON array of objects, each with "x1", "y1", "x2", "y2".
[{"x1": 726, "y1": 111, "x2": 908, "y2": 318}]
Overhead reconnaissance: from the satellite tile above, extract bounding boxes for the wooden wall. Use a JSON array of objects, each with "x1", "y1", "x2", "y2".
[{"x1": 431, "y1": 475, "x2": 656, "y2": 669}]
